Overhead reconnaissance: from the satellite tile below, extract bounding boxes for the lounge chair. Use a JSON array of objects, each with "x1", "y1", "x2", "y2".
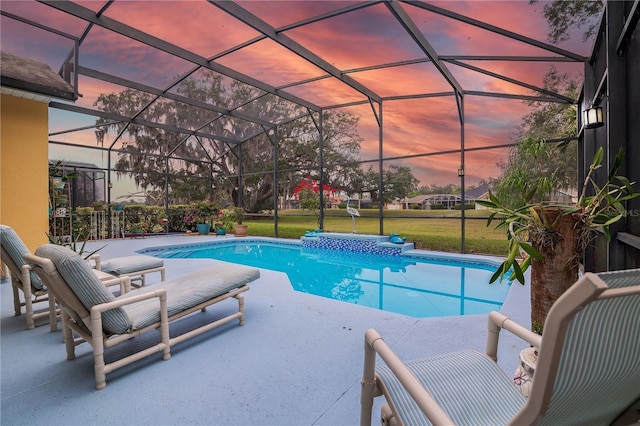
[
  {"x1": 25, "y1": 244, "x2": 260, "y2": 390},
  {"x1": 1, "y1": 224, "x2": 132, "y2": 329},
  {"x1": 91, "y1": 253, "x2": 166, "y2": 287},
  {"x1": 361, "y1": 269, "x2": 640, "y2": 426},
  {"x1": 1, "y1": 224, "x2": 57, "y2": 330}
]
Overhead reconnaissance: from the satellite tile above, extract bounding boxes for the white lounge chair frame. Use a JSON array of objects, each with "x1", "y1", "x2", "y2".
[
  {"x1": 1, "y1": 225, "x2": 131, "y2": 330},
  {"x1": 91, "y1": 253, "x2": 166, "y2": 287},
  {"x1": 0, "y1": 225, "x2": 59, "y2": 330},
  {"x1": 26, "y1": 246, "x2": 258, "y2": 390},
  {"x1": 1, "y1": 243, "x2": 57, "y2": 330},
  {"x1": 361, "y1": 270, "x2": 640, "y2": 425}
]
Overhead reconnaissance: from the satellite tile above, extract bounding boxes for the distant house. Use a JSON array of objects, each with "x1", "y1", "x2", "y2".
[
  {"x1": 385, "y1": 198, "x2": 404, "y2": 210},
  {"x1": 465, "y1": 187, "x2": 490, "y2": 209},
  {"x1": 401, "y1": 187, "x2": 491, "y2": 210},
  {"x1": 404, "y1": 195, "x2": 429, "y2": 209},
  {"x1": 404, "y1": 194, "x2": 462, "y2": 210}
]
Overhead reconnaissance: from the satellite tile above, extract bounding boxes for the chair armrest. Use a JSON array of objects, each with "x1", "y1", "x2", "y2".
[
  {"x1": 20, "y1": 264, "x2": 32, "y2": 290},
  {"x1": 100, "y1": 275, "x2": 131, "y2": 294},
  {"x1": 90, "y1": 254, "x2": 102, "y2": 270},
  {"x1": 362, "y1": 328, "x2": 454, "y2": 426},
  {"x1": 91, "y1": 288, "x2": 167, "y2": 314},
  {"x1": 89, "y1": 289, "x2": 169, "y2": 345},
  {"x1": 486, "y1": 311, "x2": 542, "y2": 362}
]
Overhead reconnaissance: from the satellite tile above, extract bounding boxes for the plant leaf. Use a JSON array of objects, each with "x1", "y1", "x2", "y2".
[
  {"x1": 511, "y1": 260, "x2": 525, "y2": 284},
  {"x1": 520, "y1": 242, "x2": 543, "y2": 260},
  {"x1": 489, "y1": 264, "x2": 506, "y2": 284}
]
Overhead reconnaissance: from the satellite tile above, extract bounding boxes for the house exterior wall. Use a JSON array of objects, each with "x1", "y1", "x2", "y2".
[
  {"x1": 0, "y1": 93, "x2": 49, "y2": 251},
  {"x1": 581, "y1": 1, "x2": 640, "y2": 271}
]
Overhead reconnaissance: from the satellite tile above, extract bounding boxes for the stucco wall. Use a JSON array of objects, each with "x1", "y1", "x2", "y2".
[{"x1": 1, "y1": 93, "x2": 49, "y2": 251}]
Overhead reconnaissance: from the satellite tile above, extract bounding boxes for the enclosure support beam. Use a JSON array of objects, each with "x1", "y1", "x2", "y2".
[
  {"x1": 318, "y1": 111, "x2": 325, "y2": 231},
  {"x1": 458, "y1": 94, "x2": 466, "y2": 254},
  {"x1": 106, "y1": 150, "x2": 112, "y2": 237},
  {"x1": 378, "y1": 102, "x2": 384, "y2": 236},
  {"x1": 264, "y1": 126, "x2": 279, "y2": 238},
  {"x1": 165, "y1": 158, "x2": 170, "y2": 232},
  {"x1": 237, "y1": 144, "x2": 243, "y2": 210}
]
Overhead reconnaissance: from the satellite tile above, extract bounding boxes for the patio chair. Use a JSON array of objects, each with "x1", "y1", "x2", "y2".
[
  {"x1": 91, "y1": 253, "x2": 166, "y2": 288},
  {"x1": 1, "y1": 224, "x2": 57, "y2": 330},
  {"x1": 361, "y1": 269, "x2": 640, "y2": 426},
  {"x1": 25, "y1": 244, "x2": 260, "y2": 390},
  {"x1": 0, "y1": 224, "x2": 129, "y2": 330}
]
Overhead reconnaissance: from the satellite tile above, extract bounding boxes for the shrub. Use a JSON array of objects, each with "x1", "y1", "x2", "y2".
[{"x1": 452, "y1": 203, "x2": 475, "y2": 210}]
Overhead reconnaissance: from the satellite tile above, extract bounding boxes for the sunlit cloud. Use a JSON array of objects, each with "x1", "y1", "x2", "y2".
[
  {"x1": 2, "y1": 0, "x2": 596, "y2": 189},
  {"x1": 106, "y1": 1, "x2": 261, "y2": 58},
  {"x1": 216, "y1": 39, "x2": 329, "y2": 88}
]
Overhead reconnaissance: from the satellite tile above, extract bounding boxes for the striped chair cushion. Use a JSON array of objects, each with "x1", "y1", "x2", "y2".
[
  {"x1": 34, "y1": 244, "x2": 132, "y2": 335},
  {"x1": 100, "y1": 255, "x2": 164, "y2": 275},
  {"x1": 376, "y1": 349, "x2": 525, "y2": 425},
  {"x1": 539, "y1": 269, "x2": 640, "y2": 425},
  {"x1": 0, "y1": 225, "x2": 46, "y2": 290},
  {"x1": 120, "y1": 263, "x2": 259, "y2": 330}
]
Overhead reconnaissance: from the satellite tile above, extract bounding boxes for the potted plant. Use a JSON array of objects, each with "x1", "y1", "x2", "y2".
[
  {"x1": 157, "y1": 210, "x2": 169, "y2": 226},
  {"x1": 49, "y1": 160, "x2": 79, "y2": 187},
  {"x1": 49, "y1": 161, "x2": 78, "y2": 219},
  {"x1": 223, "y1": 207, "x2": 247, "y2": 237},
  {"x1": 214, "y1": 222, "x2": 227, "y2": 236},
  {"x1": 479, "y1": 146, "x2": 637, "y2": 333},
  {"x1": 184, "y1": 201, "x2": 219, "y2": 235},
  {"x1": 129, "y1": 220, "x2": 148, "y2": 237},
  {"x1": 211, "y1": 208, "x2": 227, "y2": 235},
  {"x1": 478, "y1": 146, "x2": 637, "y2": 396},
  {"x1": 91, "y1": 201, "x2": 106, "y2": 212}
]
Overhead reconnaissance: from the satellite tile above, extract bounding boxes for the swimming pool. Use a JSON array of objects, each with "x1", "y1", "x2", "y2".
[{"x1": 141, "y1": 239, "x2": 511, "y2": 318}]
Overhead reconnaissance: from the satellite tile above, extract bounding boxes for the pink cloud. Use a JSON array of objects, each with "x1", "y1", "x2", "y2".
[
  {"x1": 105, "y1": 1, "x2": 261, "y2": 58},
  {"x1": 3, "y1": 0, "x2": 592, "y2": 188},
  {"x1": 216, "y1": 38, "x2": 329, "y2": 88}
]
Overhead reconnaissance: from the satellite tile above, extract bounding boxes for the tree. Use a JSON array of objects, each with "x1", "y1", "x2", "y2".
[
  {"x1": 495, "y1": 137, "x2": 563, "y2": 208},
  {"x1": 382, "y1": 165, "x2": 419, "y2": 203},
  {"x1": 93, "y1": 72, "x2": 364, "y2": 211},
  {"x1": 248, "y1": 112, "x2": 362, "y2": 212},
  {"x1": 339, "y1": 164, "x2": 418, "y2": 205},
  {"x1": 416, "y1": 183, "x2": 457, "y2": 195},
  {"x1": 298, "y1": 187, "x2": 319, "y2": 211},
  {"x1": 343, "y1": 166, "x2": 379, "y2": 202},
  {"x1": 495, "y1": 67, "x2": 580, "y2": 208},
  {"x1": 293, "y1": 177, "x2": 338, "y2": 207},
  {"x1": 93, "y1": 72, "x2": 247, "y2": 204},
  {"x1": 530, "y1": 0, "x2": 603, "y2": 43}
]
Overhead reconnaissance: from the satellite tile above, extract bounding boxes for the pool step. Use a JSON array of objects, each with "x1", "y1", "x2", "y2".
[{"x1": 300, "y1": 232, "x2": 414, "y2": 256}]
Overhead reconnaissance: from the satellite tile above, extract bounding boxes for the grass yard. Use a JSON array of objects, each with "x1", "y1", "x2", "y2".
[{"x1": 241, "y1": 208, "x2": 509, "y2": 256}]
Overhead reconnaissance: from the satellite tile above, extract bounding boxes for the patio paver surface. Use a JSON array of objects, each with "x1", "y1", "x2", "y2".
[{"x1": 1, "y1": 235, "x2": 530, "y2": 425}]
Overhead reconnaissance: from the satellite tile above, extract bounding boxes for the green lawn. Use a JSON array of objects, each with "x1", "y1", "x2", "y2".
[{"x1": 241, "y1": 209, "x2": 509, "y2": 256}]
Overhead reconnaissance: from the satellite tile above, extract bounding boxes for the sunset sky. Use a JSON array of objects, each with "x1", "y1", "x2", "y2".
[{"x1": 1, "y1": 0, "x2": 597, "y2": 195}]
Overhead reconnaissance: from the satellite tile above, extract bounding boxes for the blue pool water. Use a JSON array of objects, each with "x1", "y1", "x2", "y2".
[{"x1": 143, "y1": 240, "x2": 510, "y2": 318}]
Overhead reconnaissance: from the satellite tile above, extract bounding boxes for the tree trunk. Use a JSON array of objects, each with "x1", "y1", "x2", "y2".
[{"x1": 530, "y1": 208, "x2": 579, "y2": 333}]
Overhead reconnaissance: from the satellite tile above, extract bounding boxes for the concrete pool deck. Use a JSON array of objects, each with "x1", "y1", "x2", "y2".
[{"x1": 1, "y1": 235, "x2": 531, "y2": 425}]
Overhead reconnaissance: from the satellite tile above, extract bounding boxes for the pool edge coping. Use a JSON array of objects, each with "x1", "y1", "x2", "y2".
[{"x1": 137, "y1": 235, "x2": 506, "y2": 269}]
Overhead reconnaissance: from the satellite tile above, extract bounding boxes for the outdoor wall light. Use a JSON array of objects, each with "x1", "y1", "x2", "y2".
[
  {"x1": 458, "y1": 167, "x2": 465, "y2": 177},
  {"x1": 108, "y1": 181, "x2": 113, "y2": 189},
  {"x1": 583, "y1": 106, "x2": 604, "y2": 129}
]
